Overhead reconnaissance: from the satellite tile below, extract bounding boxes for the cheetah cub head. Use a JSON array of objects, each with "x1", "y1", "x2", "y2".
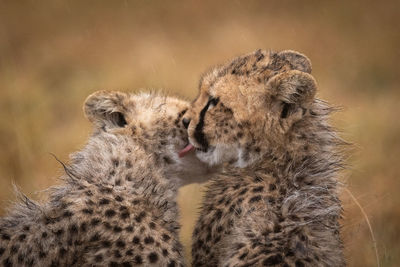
[
  {"x1": 180, "y1": 50, "x2": 317, "y2": 167},
  {"x1": 84, "y1": 91, "x2": 212, "y2": 185}
]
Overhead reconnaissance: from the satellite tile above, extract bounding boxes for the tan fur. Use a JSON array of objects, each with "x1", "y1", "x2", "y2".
[
  {"x1": 183, "y1": 50, "x2": 346, "y2": 266},
  {"x1": 0, "y1": 91, "x2": 212, "y2": 266}
]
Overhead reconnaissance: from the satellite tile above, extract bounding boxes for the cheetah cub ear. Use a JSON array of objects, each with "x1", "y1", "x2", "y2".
[
  {"x1": 267, "y1": 70, "x2": 317, "y2": 127},
  {"x1": 277, "y1": 50, "x2": 312, "y2": 73},
  {"x1": 84, "y1": 90, "x2": 129, "y2": 130}
]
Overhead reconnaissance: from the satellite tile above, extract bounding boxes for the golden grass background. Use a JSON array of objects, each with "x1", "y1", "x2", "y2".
[{"x1": 0, "y1": 1, "x2": 399, "y2": 266}]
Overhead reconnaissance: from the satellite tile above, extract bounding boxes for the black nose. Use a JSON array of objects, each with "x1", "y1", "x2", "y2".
[{"x1": 182, "y1": 118, "x2": 191, "y2": 129}]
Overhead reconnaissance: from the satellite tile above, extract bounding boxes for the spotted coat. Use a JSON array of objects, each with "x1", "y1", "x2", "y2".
[
  {"x1": 183, "y1": 50, "x2": 346, "y2": 267},
  {"x1": 0, "y1": 92, "x2": 212, "y2": 267}
]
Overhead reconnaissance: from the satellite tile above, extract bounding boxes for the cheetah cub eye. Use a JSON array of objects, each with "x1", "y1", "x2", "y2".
[{"x1": 207, "y1": 97, "x2": 220, "y2": 111}]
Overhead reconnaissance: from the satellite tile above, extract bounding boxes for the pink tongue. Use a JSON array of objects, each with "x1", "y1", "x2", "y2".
[{"x1": 178, "y1": 144, "x2": 195, "y2": 158}]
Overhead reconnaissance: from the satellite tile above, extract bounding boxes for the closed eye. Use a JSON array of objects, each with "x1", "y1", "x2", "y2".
[{"x1": 207, "y1": 96, "x2": 220, "y2": 111}]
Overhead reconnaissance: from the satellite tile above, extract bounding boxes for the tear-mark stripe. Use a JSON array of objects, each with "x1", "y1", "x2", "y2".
[{"x1": 194, "y1": 97, "x2": 219, "y2": 150}]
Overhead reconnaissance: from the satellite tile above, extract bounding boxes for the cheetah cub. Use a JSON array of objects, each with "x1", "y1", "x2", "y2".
[
  {"x1": 180, "y1": 50, "x2": 346, "y2": 266},
  {"x1": 0, "y1": 91, "x2": 211, "y2": 267}
]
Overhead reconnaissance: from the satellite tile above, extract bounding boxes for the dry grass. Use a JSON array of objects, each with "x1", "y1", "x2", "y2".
[{"x1": 0, "y1": 1, "x2": 399, "y2": 266}]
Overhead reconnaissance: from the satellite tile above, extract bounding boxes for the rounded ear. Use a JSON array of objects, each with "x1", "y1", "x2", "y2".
[
  {"x1": 84, "y1": 91, "x2": 129, "y2": 129},
  {"x1": 267, "y1": 70, "x2": 317, "y2": 119},
  {"x1": 277, "y1": 50, "x2": 312, "y2": 73}
]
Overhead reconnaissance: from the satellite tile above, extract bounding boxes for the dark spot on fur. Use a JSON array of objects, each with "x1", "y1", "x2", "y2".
[
  {"x1": 18, "y1": 234, "x2": 26, "y2": 242},
  {"x1": 239, "y1": 251, "x2": 248, "y2": 260},
  {"x1": 102, "y1": 240, "x2": 111, "y2": 248},
  {"x1": 113, "y1": 226, "x2": 123, "y2": 233},
  {"x1": 116, "y1": 240, "x2": 125, "y2": 248},
  {"x1": 103, "y1": 222, "x2": 112, "y2": 229},
  {"x1": 252, "y1": 186, "x2": 264, "y2": 193},
  {"x1": 69, "y1": 224, "x2": 78, "y2": 235},
  {"x1": 144, "y1": 236, "x2": 154, "y2": 244},
  {"x1": 27, "y1": 258, "x2": 35, "y2": 266},
  {"x1": 148, "y1": 252, "x2": 158, "y2": 263},
  {"x1": 132, "y1": 236, "x2": 140, "y2": 244},
  {"x1": 17, "y1": 254, "x2": 23, "y2": 263},
  {"x1": 167, "y1": 260, "x2": 176, "y2": 267},
  {"x1": 126, "y1": 249, "x2": 134, "y2": 256},
  {"x1": 105, "y1": 209, "x2": 116, "y2": 217},
  {"x1": 55, "y1": 229, "x2": 64, "y2": 237},
  {"x1": 125, "y1": 160, "x2": 132, "y2": 168},
  {"x1": 162, "y1": 233, "x2": 171, "y2": 242},
  {"x1": 114, "y1": 250, "x2": 122, "y2": 258},
  {"x1": 82, "y1": 208, "x2": 93, "y2": 215},
  {"x1": 239, "y1": 188, "x2": 248, "y2": 195},
  {"x1": 162, "y1": 249, "x2": 169, "y2": 256},
  {"x1": 3, "y1": 258, "x2": 12, "y2": 267},
  {"x1": 99, "y1": 198, "x2": 110, "y2": 205},
  {"x1": 274, "y1": 224, "x2": 282, "y2": 233},
  {"x1": 263, "y1": 254, "x2": 283, "y2": 265},
  {"x1": 90, "y1": 233, "x2": 100, "y2": 242},
  {"x1": 10, "y1": 245, "x2": 19, "y2": 254},
  {"x1": 80, "y1": 222, "x2": 87, "y2": 232},
  {"x1": 135, "y1": 211, "x2": 146, "y2": 222},
  {"x1": 94, "y1": 254, "x2": 103, "y2": 262},
  {"x1": 120, "y1": 211, "x2": 130, "y2": 220},
  {"x1": 100, "y1": 187, "x2": 112, "y2": 194},
  {"x1": 279, "y1": 187, "x2": 287, "y2": 195},
  {"x1": 39, "y1": 251, "x2": 46, "y2": 258},
  {"x1": 269, "y1": 184, "x2": 277, "y2": 191},
  {"x1": 134, "y1": 255, "x2": 143, "y2": 264},
  {"x1": 115, "y1": 195, "x2": 124, "y2": 202},
  {"x1": 91, "y1": 218, "x2": 101, "y2": 226},
  {"x1": 63, "y1": 210, "x2": 74, "y2": 218},
  {"x1": 215, "y1": 210, "x2": 223, "y2": 220},
  {"x1": 163, "y1": 156, "x2": 174, "y2": 164},
  {"x1": 290, "y1": 215, "x2": 300, "y2": 221},
  {"x1": 112, "y1": 158, "x2": 119, "y2": 167},
  {"x1": 249, "y1": 195, "x2": 262, "y2": 203},
  {"x1": 268, "y1": 196, "x2": 276, "y2": 204}
]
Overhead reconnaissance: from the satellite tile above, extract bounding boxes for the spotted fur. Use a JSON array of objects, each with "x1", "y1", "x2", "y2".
[
  {"x1": 183, "y1": 50, "x2": 346, "y2": 266},
  {"x1": 0, "y1": 91, "x2": 212, "y2": 266}
]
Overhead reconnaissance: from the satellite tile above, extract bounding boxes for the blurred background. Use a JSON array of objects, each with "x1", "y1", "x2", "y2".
[{"x1": 0, "y1": 0, "x2": 399, "y2": 266}]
